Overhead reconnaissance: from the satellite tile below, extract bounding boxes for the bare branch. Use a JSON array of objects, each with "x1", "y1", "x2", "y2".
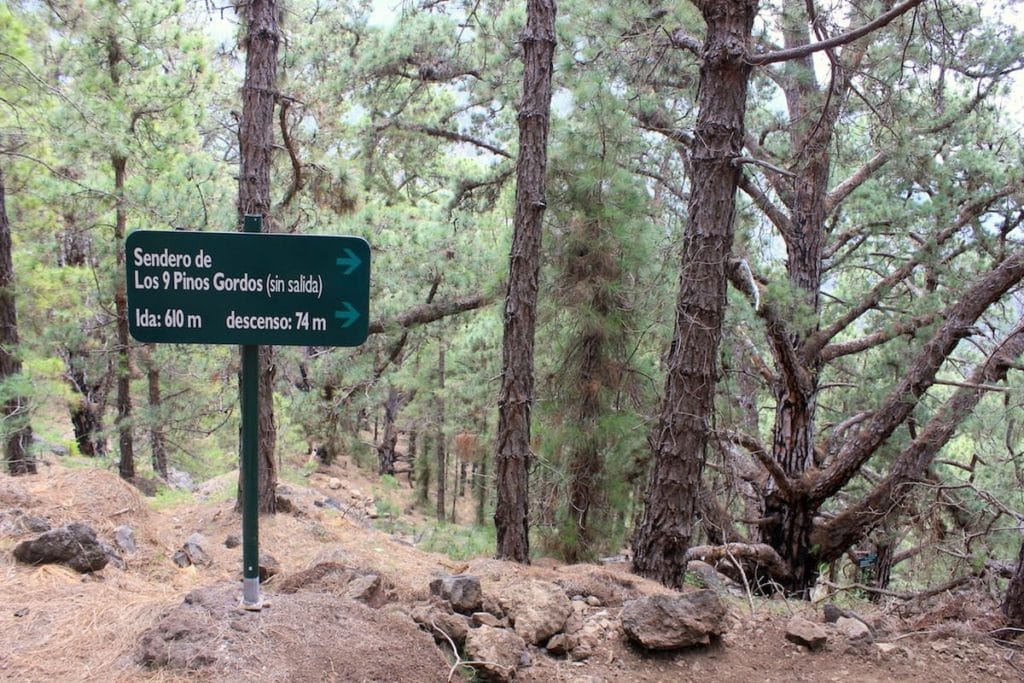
[
  {"x1": 805, "y1": 182, "x2": 1019, "y2": 358},
  {"x1": 812, "y1": 295, "x2": 1024, "y2": 513},
  {"x1": 718, "y1": 429, "x2": 799, "y2": 501},
  {"x1": 825, "y1": 150, "x2": 891, "y2": 214},
  {"x1": 819, "y1": 312, "x2": 938, "y2": 362},
  {"x1": 749, "y1": 0, "x2": 927, "y2": 66},
  {"x1": 367, "y1": 292, "x2": 493, "y2": 335},
  {"x1": 379, "y1": 120, "x2": 511, "y2": 158},
  {"x1": 685, "y1": 543, "x2": 792, "y2": 580}
]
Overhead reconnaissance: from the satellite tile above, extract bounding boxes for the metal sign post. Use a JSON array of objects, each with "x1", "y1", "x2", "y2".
[
  {"x1": 240, "y1": 214, "x2": 262, "y2": 610},
  {"x1": 125, "y1": 217, "x2": 370, "y2": 610}
]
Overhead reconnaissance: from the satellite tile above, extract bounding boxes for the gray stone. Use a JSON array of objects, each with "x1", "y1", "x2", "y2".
[
  {"x1": 166, "y1": 468, "x2": 195, "y2": 492},
  {"x1": 259, "y1": 552, "x2": 281, "y2": 583},
  {"x1": 546, "y1": 632, "x2": 576, "y2": 656},
  {"x1": 472, "y1": 612, "x2": 503, "y2": 628},
  {"x1": 495, "y1": 579, "x2": 573, "y2": 645},
  {"x1": 182, "y1": 533, "x2": 212, "y2": 567},
  {"x1": 822, "y1": 603, "x2": 843, "y2": 623},
  {"x1": 172, "y1": 550, "x2": 191, "y2": 568},
  {"x1": 429, "y1": 574, "x2": 483, "y2": 614},
  {"x1": 621, "y1": 590, "x2": 727, "y2": 650},
  {"x1": 345, "y1": 573, "x2": 387, "y2": 607},
  {"x1": 464, "y1": 625, "x2": 525, "y2": 682},
  {"x1": 785, "y1": 616, "x2": 828, "y2": 650},
  {"x1": 12, "y1": 522, "x2": 109, "y2": 573},
  {"x1": 686, "y1": 560, "x2": 732, "y2": 590},
  {"x1": 114, "y1": 525, "x2": 136, "y2": 554},
  {"x1": 836, "y1": 616, "x2": 871, "y2": 641},
  {"x1": 411, "y1": 603, "x2": 470, "y2": 647},
  {"x1": 101, "y1": 542, "x2": 126, "y2": 570}
]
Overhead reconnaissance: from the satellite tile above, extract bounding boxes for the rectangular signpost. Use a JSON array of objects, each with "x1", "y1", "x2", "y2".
[{"x1": 126, "y1": 217, "x2": 370, "y2": 609}]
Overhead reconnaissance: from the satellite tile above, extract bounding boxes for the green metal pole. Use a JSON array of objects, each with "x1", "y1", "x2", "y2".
[{"x1": 241, "y1": 214, "x2": 262, "y2": 609}]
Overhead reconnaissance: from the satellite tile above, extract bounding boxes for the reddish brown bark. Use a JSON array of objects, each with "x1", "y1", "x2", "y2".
[
  {"x1": 237, "y1": 0, "x2": 281, "y2": 514},
  {"x1": 493, "y1": 0, "x2": 556, "y2": 563},
  {"x1": 632, "y1": 0, "x2": 758, "y2": 589}
]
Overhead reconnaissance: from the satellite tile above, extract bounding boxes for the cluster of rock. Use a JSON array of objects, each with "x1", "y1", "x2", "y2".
[
  {"x1": 407, "y1": 572, "x2": 729, "y2": 682},
  {"x1": 785, "y1": 604, "x2": 885, "y2": 653}
]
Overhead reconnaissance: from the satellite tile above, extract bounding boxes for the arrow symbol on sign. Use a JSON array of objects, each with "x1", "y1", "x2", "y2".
[
  {"x1": 334, "y1": 302, "x2": 361, "y2": 328},
  {"x1": 336, "y1": 248, "x2": 362, "y2": 276}
]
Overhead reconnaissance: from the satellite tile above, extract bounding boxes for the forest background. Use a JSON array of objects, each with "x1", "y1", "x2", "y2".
[{"x1": 3, "y1": 0, "x2": 1024, "y2": 621}]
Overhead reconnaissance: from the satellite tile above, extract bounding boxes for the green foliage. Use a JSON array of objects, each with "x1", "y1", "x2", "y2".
[{"x1": 420, "y1": 522, "x2": 496, "y2": 561}]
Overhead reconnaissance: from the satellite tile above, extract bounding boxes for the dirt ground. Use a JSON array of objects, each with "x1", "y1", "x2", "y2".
[{"x1": 1, "y1": 456, "x2": 1022, "y2": 682}]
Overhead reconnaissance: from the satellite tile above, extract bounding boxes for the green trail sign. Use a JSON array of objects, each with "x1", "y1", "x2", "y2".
[{"x1": 126, "y1": 230, "x2": 370, "y2": 346}]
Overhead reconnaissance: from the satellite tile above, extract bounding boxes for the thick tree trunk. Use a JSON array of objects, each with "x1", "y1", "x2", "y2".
[
  {"x1": 237, "y1": 0, "x2": 281, "y2": 514},
  {"x1": 1003, "y1": 537, "x2": 1024, "y2": 632},
  {"x1": 632, "y1": 0, "x2": 757, "y2": 589},
  {"x1": 112, "y1": 155, "x2": 134, "y2": 481},
  {"x1": 0, "y1": 166, "x2": 35, "y2": 476},
  {"x1": 493, "y1": 0, "x2": 556, "y2": 563}
]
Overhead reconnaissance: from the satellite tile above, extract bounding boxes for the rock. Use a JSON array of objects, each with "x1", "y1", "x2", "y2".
[
  {"x1": 102, "y1": 542, "x2": 126, "y2": 570},
  {"x1": 464, "y1": 625, "x2": 526, "y2": 682},
  {"x1": 585, "y1": 595, "x2": 602, "y2": 607},
  {"x1": 836, "y1": 616, "x2": 871, "y2": 641},
  {"x1": 275, "y1": 495, "x2": 295, "y2": 513},
  {"x1": 327, "y1": 477, "x2": 342, "y2": 490},
  {"x1": 822, "y1": 603, "x2": 843, "y2": 623},
  {"x1": 411, "y1": 602, "x2": 470, "y2": 647},
  {"x1": 546, "y1": 633, "x2": 576, "y2": 656},
  {"x1": 224, "y1": 534, "x2": 240, "y2": 549},
  {"x1": 494, "y1": 580, "x2": 572, "y2": 645},
  {"x1": 0, "y1": 509, "x2": 51, "y2": 534},
  {"x1": 344, "y1": 573, "x2": 387, "y2": 607},
  {"x1": 472, "y1": 612, "x2": 503, "y2": 628},
  {"x1": 875, "y1": 642, "x2": 901, "y2": 655},
  {"x1": 686, "y1": 560, "x2": 732, "y2": 590},
  {"x1": 316, "y1": 497, "x2": 343, "y2": 511},
  {"x1": 785, "y1": 616, "x2": 828, "y2": 650},
  {"x1": 172, "y1": 550, "x2": 191, "y2": 568},
  {"x1": 259, "y1": 553, "x2": 281, "y2": 583},
  {"x1": 429, "y1": 574, "x2": 483, "y2": 614},
  {"x1": 621, "y1": 590, "x2": 727, "y2": 650},
  {"x1": 12, "y1": 522, "x2": 109, "y2": 573},
  {"x1": 182, "y1": 533, "x2": 213, "y2": 567},
  {"x1": 571, "y1": 615, "x2": 614, "y2": 661},
  {"x1": 166, "y1": 468, "x2": 194, "y2": 492},
  {"x1": 114, "y1": 525, "x2": 136, "y2": 554}
]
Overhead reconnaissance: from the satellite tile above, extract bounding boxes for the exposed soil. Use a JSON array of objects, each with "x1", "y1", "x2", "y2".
[{"x1": 1, "y1": 457, "x2": 1022, "y2": 682}]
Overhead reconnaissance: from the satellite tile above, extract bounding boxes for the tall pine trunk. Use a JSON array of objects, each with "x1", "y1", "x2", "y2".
[
  {"x1": 112, "y1": 154, "x2": 134, "y2": 481},
  {"x1": 237, "y1": 0, "x2": 280, "y2": 513},
  {"x1": 493, "y1": 0, "x2": 556, "y2": 563},
  {"x1": 0, "y1": 166, "x2": 35, "y2": 476},
  {"x1": 632, "y1": 0, "x2": 757, "y2": 589},
  {"x1": 436, "y1": 343, "x2": 447, "y2": 522}
]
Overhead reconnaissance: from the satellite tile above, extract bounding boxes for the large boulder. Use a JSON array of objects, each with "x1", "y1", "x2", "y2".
[
  {"x1": 494, "y1": 579, "x2": 572, "y2": 645},
  {"x1": 463, "y1": 625, "x2": 526, "y2": 682},
  {"x1": 621, "y1": 590, "x2": 727, "y2": 650},
  {"x1": 12, "y1": 522, "x2": 109, "y2": 573}
]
